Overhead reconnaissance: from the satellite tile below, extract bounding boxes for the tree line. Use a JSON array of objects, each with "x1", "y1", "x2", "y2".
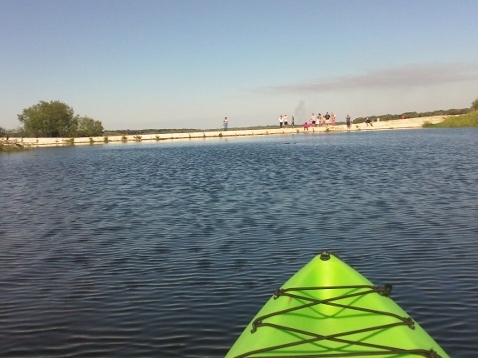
[
  {"x1": 1, "y1": 100, "x2": 103, "y2": 138},
  {"x1": 2, "y1": 98, "x2": 478, "y2": 139},
  {"x1": 353, "y1": 108, "x2": 471, "y2": 123}
]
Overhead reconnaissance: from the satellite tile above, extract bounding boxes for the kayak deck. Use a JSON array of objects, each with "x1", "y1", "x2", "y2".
[{"x1": 225, "y1": 251, "x2": 449, "y2": 358}]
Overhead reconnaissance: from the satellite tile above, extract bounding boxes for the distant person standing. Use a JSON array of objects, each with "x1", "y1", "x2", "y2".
[
  {"x1": 223, "y1": 117, "x2": 228, "y2": 130},
  {"x1": 324, "y1": 112, "x2": 330, "y2": 126},
  {"x1": 279, "y1": 115, "x2": 283, "y2": 128},
  {"x1": 291, "y1": 116, "x2": 295, "y2": 128},
  {"x1": 284, "y1": 114, "x2": 288, "y2": 127},
  {"x1": 365, "y1": 117, "x2": 373, "y2": 126},
  {"x1": 346, "y1": 114, "x2": 351, "y2": 129},
  {"x1": 331, "y1": 113, "x2": 336, "y2": 125}
]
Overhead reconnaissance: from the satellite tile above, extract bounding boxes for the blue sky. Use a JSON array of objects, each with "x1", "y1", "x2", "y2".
[{"x1": 1, "y1": 0, "x2": 478, "y2": 130}]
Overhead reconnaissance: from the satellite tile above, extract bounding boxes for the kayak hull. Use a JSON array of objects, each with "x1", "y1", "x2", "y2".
[{"x1": 225, "y1": 251, "x2": 449, "y2": 358}]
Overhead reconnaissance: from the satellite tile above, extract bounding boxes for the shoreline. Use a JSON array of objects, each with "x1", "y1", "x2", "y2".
[{"x1": 4, "y1": 116, "x2": 446, "y2": 148}]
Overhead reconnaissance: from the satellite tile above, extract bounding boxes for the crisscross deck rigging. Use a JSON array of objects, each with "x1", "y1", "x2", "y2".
[{"x1": 234, "y1": 284, "x2": 441, "y2": 358}]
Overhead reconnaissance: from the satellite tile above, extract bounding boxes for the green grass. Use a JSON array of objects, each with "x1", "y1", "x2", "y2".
[
  {"x1": 423, "y1": 111, "x2": 478, "y2": 128},
  {"x1": 0, "y1": 142, "x2": 31, "y2": 153}
]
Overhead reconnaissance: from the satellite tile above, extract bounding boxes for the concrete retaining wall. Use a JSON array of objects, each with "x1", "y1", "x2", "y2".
[{"x1": 8, "y1": 116, "x2": 446, "y2": 148}]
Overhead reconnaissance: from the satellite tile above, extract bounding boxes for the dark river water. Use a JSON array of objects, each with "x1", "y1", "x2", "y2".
[{"x1": 1, "y1": 128, "x2": 477, "y2": 357}]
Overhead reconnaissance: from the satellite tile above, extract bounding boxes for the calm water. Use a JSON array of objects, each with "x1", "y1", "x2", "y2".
[{"x1": 1, "y1": 129, "x2": 477, "y2": 357}]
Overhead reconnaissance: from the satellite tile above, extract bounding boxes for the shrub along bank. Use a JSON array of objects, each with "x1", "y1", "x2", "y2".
[
  {"x1": 354, "y1": 108, "x2": 469, "y2": 124},
  {"x1": 0, "y1": 141, "x2": 31, "y2": 153},
  {"x1": 423, "y1": 111, "x2": 478, "y2": 128}
]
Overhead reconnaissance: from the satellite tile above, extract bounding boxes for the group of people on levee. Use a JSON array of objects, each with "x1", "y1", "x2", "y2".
[{"x1": 224, "y1": 112, "x2": 354, "y2": 131}]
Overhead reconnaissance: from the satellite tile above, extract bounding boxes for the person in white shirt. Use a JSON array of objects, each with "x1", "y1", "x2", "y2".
[{"x1": 310, "y1": 113, "x2": 316, "y2": 127}]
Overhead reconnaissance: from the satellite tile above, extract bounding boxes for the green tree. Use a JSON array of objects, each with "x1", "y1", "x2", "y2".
[
  {"x1": 75, "y1": 116, "x2": 104, "y2": 137},
  {"x1": 472, "y1": 97, "x2": 478, "y2": 112},
  {"x1": 18, "y1": 100, "x2": 77, "y2": 137}
]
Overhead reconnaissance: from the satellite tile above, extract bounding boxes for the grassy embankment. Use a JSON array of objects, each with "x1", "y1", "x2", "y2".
[
  {"x1": 423, "y1": 111, "x2": 478, "y2": 128},
  {"x1": 0, "y1": 141, "x2": 31, "y2": 153}
]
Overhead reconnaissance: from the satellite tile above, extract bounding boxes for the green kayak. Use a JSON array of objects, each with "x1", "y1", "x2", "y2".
[{"x1": 226, "y1": 251, "x2": 449, "y2": 358}]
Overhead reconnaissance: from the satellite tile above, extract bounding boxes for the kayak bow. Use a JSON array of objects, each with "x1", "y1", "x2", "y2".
[{"x1": 225, "y1": 251, "x2": 449, "y2": 358}]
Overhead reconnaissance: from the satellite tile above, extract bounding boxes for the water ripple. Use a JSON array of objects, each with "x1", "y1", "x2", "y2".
[{"x1": 1, "y1": 129, "x2": 477, "y2": 357}]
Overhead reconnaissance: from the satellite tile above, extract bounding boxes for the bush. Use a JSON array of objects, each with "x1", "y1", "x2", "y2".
[
  {"x1": 472, "y1": 97, "x2": 478, "y2": 111},
  {"x1": 354, "y1": 108, "x2": 469, "y2": 123},
  {"x1": 423, "y1": 111, "x2": 478, "y2": 128},
  {"x1": 75, "y1": 116, "x2": 104, "y2": 137},
  {"x1": 0, "y1": 142, "x2": 30, "y2": 153}
]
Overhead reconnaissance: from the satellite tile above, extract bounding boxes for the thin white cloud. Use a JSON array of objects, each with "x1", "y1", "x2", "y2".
[{"x1": 257, "y1": 62, "x2": 478, "y2": 93}]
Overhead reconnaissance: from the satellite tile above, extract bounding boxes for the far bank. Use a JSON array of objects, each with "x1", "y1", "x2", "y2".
[{"x1": 5, "y1": 116, "x2": 446, "y2": 148}]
